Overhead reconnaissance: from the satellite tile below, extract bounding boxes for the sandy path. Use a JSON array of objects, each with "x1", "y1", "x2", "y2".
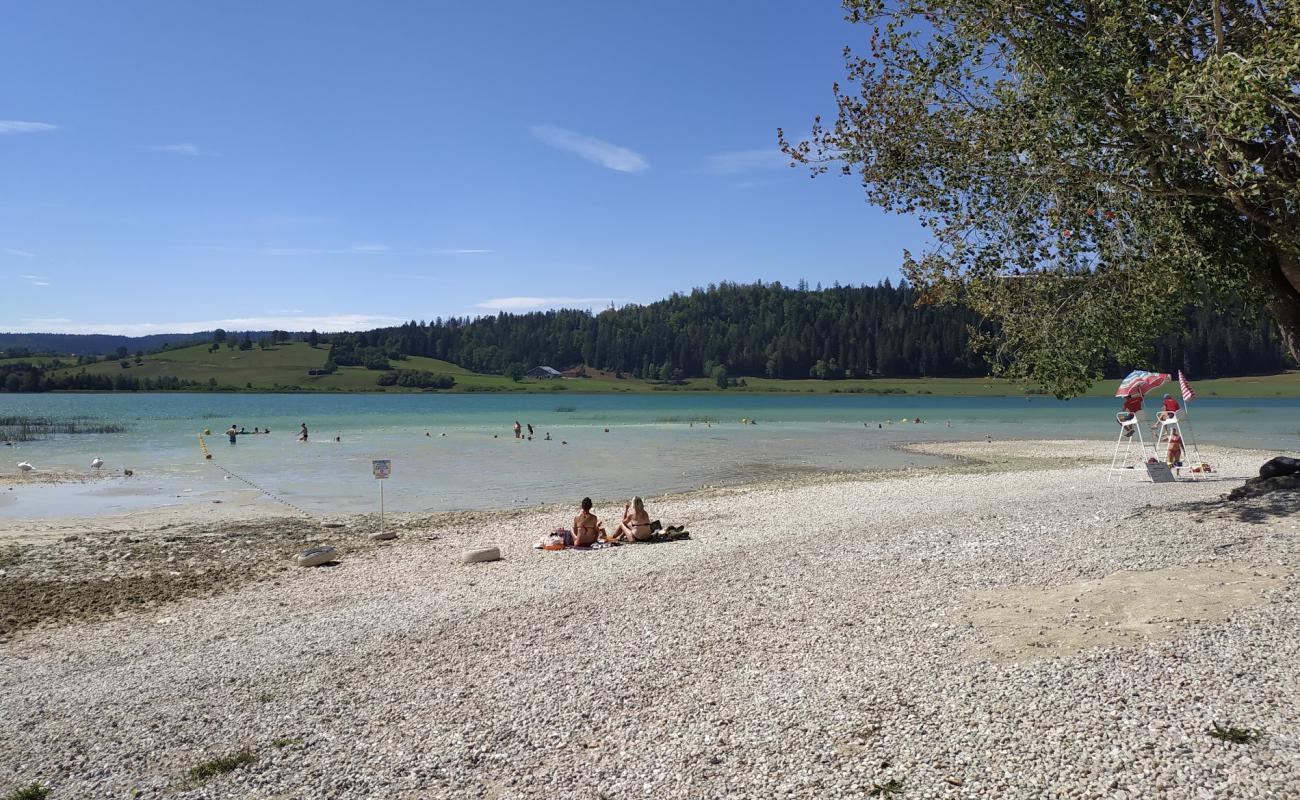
[{"x1": 0, "y1": 441, "x2": 1297, "y2": 799}]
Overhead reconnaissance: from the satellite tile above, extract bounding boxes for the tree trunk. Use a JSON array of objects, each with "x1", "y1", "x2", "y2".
[{"x1": 1270, "y1": 248, "x2": 1300, "y2": 366}]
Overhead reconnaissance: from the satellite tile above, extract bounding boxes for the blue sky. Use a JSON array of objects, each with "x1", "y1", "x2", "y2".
[{"x1": 1, "y1": 1, "x2": 926, "y2": 335}]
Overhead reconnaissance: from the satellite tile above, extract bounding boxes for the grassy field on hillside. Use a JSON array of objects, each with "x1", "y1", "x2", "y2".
[{"x1": 33, "y1": 342, "x2": 1300, "y2": 396}]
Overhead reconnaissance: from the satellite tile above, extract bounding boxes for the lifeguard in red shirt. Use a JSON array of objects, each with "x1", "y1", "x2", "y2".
[
  {"x1": 1157, "y1": 393, "x2": 1180, "y2": 422},
  {"x1": 1117, "y1": 391, "x2": 1143, "y2": 437}
]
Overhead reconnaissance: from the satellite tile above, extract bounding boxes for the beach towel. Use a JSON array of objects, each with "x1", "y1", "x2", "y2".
[{"x1": 534, "y1": 528, "x2": 574, "y2": 550}]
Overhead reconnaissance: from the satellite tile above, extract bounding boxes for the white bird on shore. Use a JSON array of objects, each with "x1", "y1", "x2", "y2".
[
  {"x1": 91, "y1": 457, "x2": 104, "y2": 471},
  {"x1": 17, "y1": 461, "x2": 34, "y2": 472}
]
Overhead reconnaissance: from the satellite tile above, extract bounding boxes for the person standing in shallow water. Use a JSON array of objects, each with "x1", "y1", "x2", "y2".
[
  {"x1": 299, "y1": 422, "x2": 309, "y2": 442},
  {"x1": 513, "y1": 420, "x2": 522, "y2": 439}
]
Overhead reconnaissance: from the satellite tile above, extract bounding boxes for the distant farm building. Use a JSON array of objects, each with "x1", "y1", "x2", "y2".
[{"x1": 525, "y1": 366, "x2": 563, "y2": 379}]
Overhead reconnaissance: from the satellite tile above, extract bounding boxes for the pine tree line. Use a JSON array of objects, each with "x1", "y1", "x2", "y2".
[{"x1": 336, "y1": 281, "x2": 1293, "y2": 380}]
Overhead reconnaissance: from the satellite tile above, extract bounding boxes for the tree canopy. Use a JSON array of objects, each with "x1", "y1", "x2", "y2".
[{"x1": 783, "y1": 0, "x2": 1300, "y2": 396}]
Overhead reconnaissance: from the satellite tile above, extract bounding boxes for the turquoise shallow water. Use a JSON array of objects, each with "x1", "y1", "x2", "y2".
[{"x1": 2, "y1": 393, "x2": 1297, "y2": 518}]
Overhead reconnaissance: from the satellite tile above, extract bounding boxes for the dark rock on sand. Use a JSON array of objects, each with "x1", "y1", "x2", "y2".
[
  {"x1": 1258, "y1": 455, "x2": 1300, "y2": 479},
  {"x1": 1227, "y1": 473, "x2": 1300, "y2": 501}
]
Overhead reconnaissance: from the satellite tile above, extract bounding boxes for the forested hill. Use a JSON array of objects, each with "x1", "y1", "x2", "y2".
[
  {"x1": 331, "y1": 281, "x2": 1293, "y2": 380},
  {"x1": 0, "y1": 332, "x2": 205, "y2": 356}
]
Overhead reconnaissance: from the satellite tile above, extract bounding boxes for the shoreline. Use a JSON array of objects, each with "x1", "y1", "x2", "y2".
[
  {"x1": 0, "y1": 434, "x2": 1051, "y2": 529},
  {"x1": 0, "y1": 432, "x2": 1128, "y2": 519},
  {"x1": 2, "y1": 440, "x2": 1297, "y2": 797}
]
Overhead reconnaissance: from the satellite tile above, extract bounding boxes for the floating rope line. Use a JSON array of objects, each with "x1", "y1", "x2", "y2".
[
  {"x1": 215, "y1": 464, "x2": 316, "y2": 518},
  {"x1": 199, "y1": 434, "x2": 315, "y2": 518}
]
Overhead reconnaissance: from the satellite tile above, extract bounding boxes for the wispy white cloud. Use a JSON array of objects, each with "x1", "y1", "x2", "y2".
[
  {"x1": 703, "y1": 147, "x2": 788, "y2": 175},
  {"x1": 4, "y1": 314, "x2": 408, "y2": 336},
  {"x1": 0, "y1": 121, "x2": 58, "y2": 135},
  {"x1": 530, "y1": 125, "x2": 648, "y2": 173},
  {"x1": 2, "y1": 247, "x2": 36, "y2": 257},
  {"x1": 19, "y1": 274, "x2": 49, "y2": 287},
  {"x1": 477, "y1": 296, "x2": 618, "y2": 311},
  {"x1": 145, "y1": 142, "x2": 209, "y2": 156},
  {"x1": 438, "y1": 248, "x2": 494, "y2": 254},
  {"x1": 255, "y1": 244, "x2": 394, "y2": 256}
]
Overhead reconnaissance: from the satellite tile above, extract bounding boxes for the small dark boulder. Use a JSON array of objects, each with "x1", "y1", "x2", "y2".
[{"x1": 1259, "y1": 456, "x2": 1300, "y2": 479}]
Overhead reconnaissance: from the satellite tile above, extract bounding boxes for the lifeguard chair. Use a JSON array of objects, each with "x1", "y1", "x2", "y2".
[
  {"x1": 1154, "y1": 412, "x2": 1182, "y2": 457},
  {"x1": 1108, "y1": 411, "x2": 1149, "y2": 480},
  {"x1": 1154, "y1": 411, "x2": 1206, "y2": 480}
]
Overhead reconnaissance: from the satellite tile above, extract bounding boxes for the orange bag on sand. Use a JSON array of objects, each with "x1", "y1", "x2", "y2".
[{"x1": 542, "y1": 542, "x2": 566, "y2": 551}]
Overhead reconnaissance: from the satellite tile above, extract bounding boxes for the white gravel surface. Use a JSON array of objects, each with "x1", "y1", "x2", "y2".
[{"x1": 2, "y1": 440, "x2": 1298, "y2": 799}]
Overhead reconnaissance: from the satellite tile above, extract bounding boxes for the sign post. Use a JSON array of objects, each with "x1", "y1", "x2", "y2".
[{"x1": 372, "y1": 459, "x2": 391, "y2": 538}]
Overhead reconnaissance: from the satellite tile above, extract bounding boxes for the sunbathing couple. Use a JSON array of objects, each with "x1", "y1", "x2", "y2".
[{"x1": 572, "y1": 496, "x2": 657, "y2": 545}]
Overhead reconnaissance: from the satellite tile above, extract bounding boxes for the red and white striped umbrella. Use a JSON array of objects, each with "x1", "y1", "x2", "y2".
[{"x1": 1115, "y1": 370, "x2": 1170, "y2": 397}]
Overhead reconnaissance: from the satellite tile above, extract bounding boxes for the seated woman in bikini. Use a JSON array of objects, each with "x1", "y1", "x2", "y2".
[
  {"x1": 572, "y1": 497, "x2": 605, "y2": 546},
  {"x1": 614, "y1": 496, "x2": 654, "y2": 542}
]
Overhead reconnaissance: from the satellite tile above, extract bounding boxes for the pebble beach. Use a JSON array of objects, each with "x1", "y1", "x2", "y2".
[{"x1": 1, "y1": 440, "x2": 1298, "y2": 798}]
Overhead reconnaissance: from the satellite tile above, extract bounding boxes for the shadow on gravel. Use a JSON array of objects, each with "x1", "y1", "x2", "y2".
[{"x1": 1180, "y1": 479, "x2": 1300, "y2": 525}]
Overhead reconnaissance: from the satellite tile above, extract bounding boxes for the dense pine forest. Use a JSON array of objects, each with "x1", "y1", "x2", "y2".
[{"x1": 330, "y1": 281, "x2": 1293, "y2": 380}]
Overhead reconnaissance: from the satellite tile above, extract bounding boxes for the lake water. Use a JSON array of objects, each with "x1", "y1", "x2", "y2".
[{"x1": 2, "y1": 393, "x2": 1297, "y2": 518}]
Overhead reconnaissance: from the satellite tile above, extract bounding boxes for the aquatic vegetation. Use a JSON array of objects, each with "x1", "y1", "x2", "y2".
[{"x1": 0, "y1": 416, "x2": 127, "y2": 442}]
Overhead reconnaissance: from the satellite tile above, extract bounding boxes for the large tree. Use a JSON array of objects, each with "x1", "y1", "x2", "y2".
[{"x1": 782, "y1": 0, "x2": 1300, "y2": 396}]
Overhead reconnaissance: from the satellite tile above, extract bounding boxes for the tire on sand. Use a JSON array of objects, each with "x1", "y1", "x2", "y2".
[
  {"x1": 461, "y1": 546, "x2": 501, "y2": 564},
  {"x1": 296, "y1": 546, "x2": 337, "y2": 567}
]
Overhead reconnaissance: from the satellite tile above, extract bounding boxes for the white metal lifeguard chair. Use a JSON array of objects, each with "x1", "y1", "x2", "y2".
[
  {"x1": 1108, "y1": 411, "x2": 1149, "y2": 480},
  {"x1": 1153, "y1": 410, "x2": 1206, "y2": 480},
  {"x1": 1155, "y1": 411, "x2": 1182, "y2": 458}
]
